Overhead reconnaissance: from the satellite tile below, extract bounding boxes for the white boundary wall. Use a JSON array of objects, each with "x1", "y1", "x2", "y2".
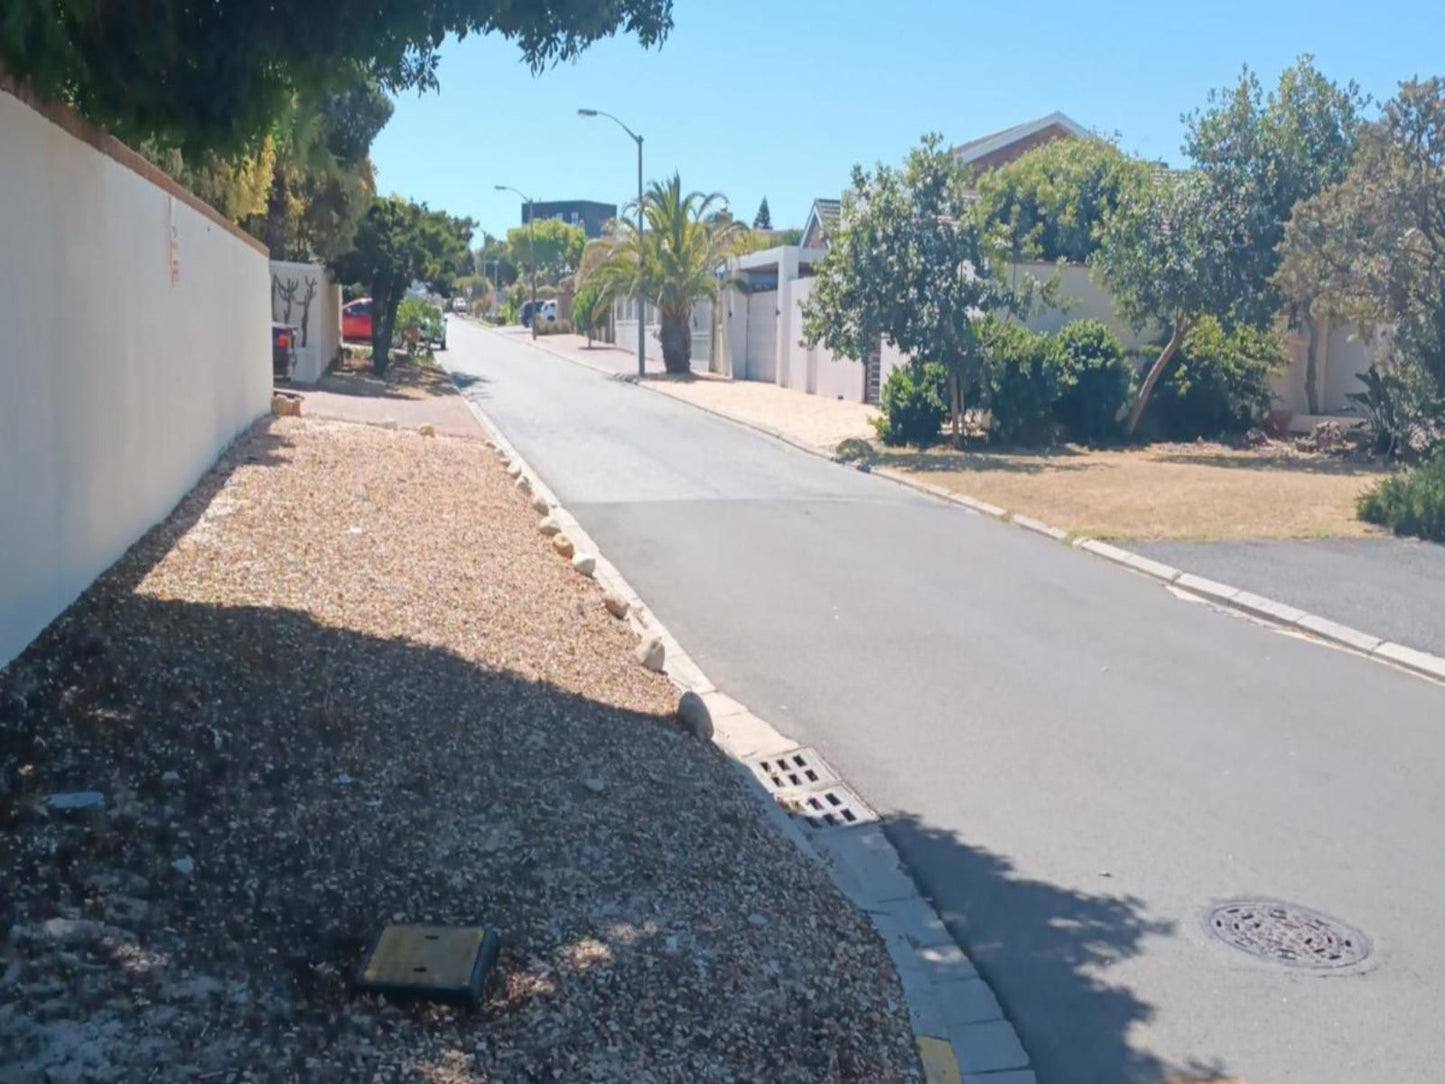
[
  {"x1": 0, "y1": 85, "x2": 271, "y2": 665},
  {"x1": 270, "y1": 260, "x2": 341, "y2": 383}
]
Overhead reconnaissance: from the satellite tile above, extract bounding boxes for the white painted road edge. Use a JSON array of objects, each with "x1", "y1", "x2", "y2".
[
  {"x1": 511, "y1": 328, "x2": 1445, "y2": 688},
  {"x1": 447, "y1": 359, "x2": 1033, "y2": 1084}
]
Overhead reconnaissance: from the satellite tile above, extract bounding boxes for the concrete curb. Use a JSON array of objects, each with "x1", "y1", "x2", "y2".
[
  {"x1": 446, "y1": 361, "x2": 1031, "y2": 1084},
  {"x1": 510, "y1": 328, "x2": 1445, "y2": 688}
]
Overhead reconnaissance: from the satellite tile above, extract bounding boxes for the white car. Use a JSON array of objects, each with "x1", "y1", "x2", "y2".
[{"x1": 451, "y1": 297, "x2": 467, "y2": 313}]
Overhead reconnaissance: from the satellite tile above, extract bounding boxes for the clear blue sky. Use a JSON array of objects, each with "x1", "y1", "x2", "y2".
[{"x1": 370, "y1": 0, "x2": 1442, "y2": 244}]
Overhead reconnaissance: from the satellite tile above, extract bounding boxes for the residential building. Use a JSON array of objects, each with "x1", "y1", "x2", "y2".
[
  {"x1": 949, "y1": 110, "x2": 1091, "y2": 175},
  {"x1": 522, "y1": 199, "x2": 617, "y2": 239}
]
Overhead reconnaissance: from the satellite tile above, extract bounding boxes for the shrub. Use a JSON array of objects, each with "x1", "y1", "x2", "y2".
[
  {"x1": 1358, "y1": 455, "x2": 1445, "y2": 541},
  {"x1": 874, "y1": 360, "x2": 948, "y2": 446},
  {"x1": 1145, "y1": 317, "x2": 1283, "y2": 441},
  {"x1": 533, "y1": 319, "x2": 573, "y2": 336},
  {"x1": 835, "y1": 437, "x2": 873, "y2": 463},
  {"x1": 1051, "y1": 320, "x2": 1131, "y2": 444},
  {"x1": 394, "y1": 297, "x2": 443, "y2": 356},
  {"x1": 979, "y1": 320, "x2": 1060, "y2": 446}
]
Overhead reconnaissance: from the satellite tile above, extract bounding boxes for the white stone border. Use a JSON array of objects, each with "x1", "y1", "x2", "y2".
[
  {"x1": 513, "y1": 325, "x2": 1445, "y2": 689},
  {"x1": 448, "y1": 365, "x2": 1033, "y2": 1084}
]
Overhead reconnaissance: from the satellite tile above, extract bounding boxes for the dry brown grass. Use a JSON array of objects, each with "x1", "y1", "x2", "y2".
[{"x1": 883, "y1": 442, "x2": 1387, "y2": 541}]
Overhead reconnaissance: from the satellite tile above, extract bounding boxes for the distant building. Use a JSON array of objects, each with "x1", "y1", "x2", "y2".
[{"x1": 522, "y1": 199, "x2": 617, "y2": 239}]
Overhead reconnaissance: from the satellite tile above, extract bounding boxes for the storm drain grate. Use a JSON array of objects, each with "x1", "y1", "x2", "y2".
[
  {"x1": 778, "y1": 784, "x2": 877, "y2": 829},
  {"x1": 745, "y1": 748, "x2": 876, "y2": 830},
  {"x1": 1205, "y1": 899, "x2": 1369, "y2": 970},
  {"x1": 747, "y1": 748, "x2": 840, "y2": 794}
]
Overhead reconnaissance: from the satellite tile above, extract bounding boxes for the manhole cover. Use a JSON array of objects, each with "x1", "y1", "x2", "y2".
[{"x1": 1206, "y1": 900, "x2": 1369, "y2": 970}]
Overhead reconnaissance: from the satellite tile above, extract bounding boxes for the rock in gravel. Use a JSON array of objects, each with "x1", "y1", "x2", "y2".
[
  {"x1": 552, "y1": 535, "x2": 575, "y2": 559},
  {"x1": 531, "y1": 494, "x2": 550, "y2": 514},
  {"x1": 583, "y1": 777, "x2": 606, "y2": 794},
  {"x1": 172, "y1": 856, "x2": 195, "y2": 876},
  {"x1": 571, "y1": 553, "x2": 596, "y2": 577},
  {"x1": 746, "y1": 913, "x2": 769, "y2": 928},
  {"x1": 161, "y1": 770, "x2": 182, "y2": 785},
  {"x1": 676, "y1": 691, "x2": 714, "y2": 740},
  {"x1": 46, "y1": 791, "x2": 104, "y2": 812},
  {"x1": 516, "y1": 475, "x2": 532, "y2": 494},
  {"x1": 507, "y1": 462, "x2": 523, "y2": 479},
  {"x1": 538, "y1": 515, "x2": 561, "y2": 537},
  {"x1": 42, "y1": 918, "x2": 105, "y2": 944},
  {"x1": 636, "y1": 634, "x2": 665, "y2": 671},
  {"x1": 418, "y1": 423, "x2": 436, "y2": 438},
  {"x1": 603, "y1": 590, "x2": 631, "y2": 618}
]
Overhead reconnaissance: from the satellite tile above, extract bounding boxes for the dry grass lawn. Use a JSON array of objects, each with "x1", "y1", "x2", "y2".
[{"x1": 882, "y1": 442, "x2": 1387, "y2": 541}]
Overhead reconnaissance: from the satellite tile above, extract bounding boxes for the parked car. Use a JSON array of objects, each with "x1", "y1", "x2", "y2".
[
  {"x1": 342, "y1": 297, "x2": 373, "y2": 342},
  {"x1": 451, "y1": 297, "x2": 467, "y2": 313},
  {"x1": 519, "y1": 299, "x2": 557, "y2": 326},
  {"x1": 271, "y1": 323, "x2": 297, "y2": 381},
  {"x1": 433, "y1": 313, "x2": 448, "y2": 351}
]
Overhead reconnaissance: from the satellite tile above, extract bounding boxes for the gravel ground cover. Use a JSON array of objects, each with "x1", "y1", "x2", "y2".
[{"x1": 0, "y1": 417, "x2": 919, "y2": 1083}]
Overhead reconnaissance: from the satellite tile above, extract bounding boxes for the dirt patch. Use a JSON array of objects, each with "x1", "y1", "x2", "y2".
[
  {"x1": 882, "y1": 442, "x2": 1385, "y2": 541},
  {"x1": 300, "y1": 354, "x2": 480, "y2": 437},
  {"x1": 0, "y1": 418, "x2": 918, "y2": 1082},
  {"x1": 647, "y1": 379, "x2": 879, "y2": 451}
]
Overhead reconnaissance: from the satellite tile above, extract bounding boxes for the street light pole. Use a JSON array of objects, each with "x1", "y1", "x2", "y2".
[
  {"x1": 494, "y1": 184, "x2": 537, "y2": 337},
  {"x1": 579, "y1": 108, "x2": 645, "y2": 377}
]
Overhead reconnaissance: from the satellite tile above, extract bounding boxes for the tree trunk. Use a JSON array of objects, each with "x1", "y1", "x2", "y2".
[
  {"x1": 371, "y1": 289, "x2": 395, "y2": 377},
  {"x1": 659, "y1": 310, "x2": 691, "y2": 374},
  {"x1": 1124, "y1": 316, "x2": 1188, "y2": 436},
  {"x1": 948, "y1": 369, "x2": 962, "y2": 447},
  {"x1": 1303, "y1": 315, "x2": 1323, "y2": 416}
]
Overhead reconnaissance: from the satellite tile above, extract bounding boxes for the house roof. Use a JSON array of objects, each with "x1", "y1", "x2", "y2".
[
  {"x1": 949, "y1": 111, "x2": 1092, "y2": 166},
  {"x1": 810, "y1": 198, "x2": 841, "y2": 225}
]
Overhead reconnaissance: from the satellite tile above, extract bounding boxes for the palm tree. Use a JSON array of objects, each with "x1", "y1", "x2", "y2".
[{"x1": 590, "y1": 173, "x2": 742, "y2": 373}]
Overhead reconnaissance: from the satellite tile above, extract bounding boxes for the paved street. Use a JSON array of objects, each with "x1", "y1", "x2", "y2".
[
  {"x1": 1133, "y1": 537, "x2": 1445, "y2": 656},
  {"x1": 448, "y1": 322, "x2": 1445, "y2": 1084}
]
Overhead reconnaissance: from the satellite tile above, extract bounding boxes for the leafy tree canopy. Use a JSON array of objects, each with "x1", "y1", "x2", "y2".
[
  {"x1": 3, "y1": 0, "x2": 673, "y2": 152},
  {"x1": 802, "y1": 134, "x2": 1020, "y2": 441},
  {"x1": 1277, "y1": 77, "x2": 1445, "y2": 401},
  {"x1": 1184, "y1": 55, "x2": 1365, "y2": 331},
  {"x1": 332, "y1": 197, "x2": 474, "y2": 374},
  {"x1": 973, "y1": 135, "x2": 1153, "y2": 263},
  {"x1": 507, "y1": 219, "x2": 587, "y2": 286}
]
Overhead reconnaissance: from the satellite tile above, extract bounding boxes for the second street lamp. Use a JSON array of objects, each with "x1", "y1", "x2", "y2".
[
  {"x1": 579, "y1": 108, "x2": 645, "y2": 378},
  {"x1": 494, "y1": 184, "x2": 537, "y2": 337}
]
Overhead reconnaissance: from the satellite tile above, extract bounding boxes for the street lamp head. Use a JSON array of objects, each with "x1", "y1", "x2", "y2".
[
  {"x1": 577, "y1": 108, "x2": 599, "y2": 117},
  {"x1": 493, "y1": 184, "x2": 506, "y2": 191}
]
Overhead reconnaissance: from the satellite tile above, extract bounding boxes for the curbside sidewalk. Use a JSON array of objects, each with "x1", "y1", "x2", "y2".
[{"x1": 446, "y1": 360, "x2": 1035, "y2": 1084}]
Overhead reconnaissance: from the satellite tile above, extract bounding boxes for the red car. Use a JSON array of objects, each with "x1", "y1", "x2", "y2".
[{"x1": 342, "y1": 297, "x2": 373, "y2": 342}]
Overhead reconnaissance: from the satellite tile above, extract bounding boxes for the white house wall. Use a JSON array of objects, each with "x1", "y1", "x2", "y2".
[
  {"x1": 0, "y1": 86, "x2": 271, "y2": 666},
  {"x1": 270, "y1": 260, "x2": 340, "y2": 383}
]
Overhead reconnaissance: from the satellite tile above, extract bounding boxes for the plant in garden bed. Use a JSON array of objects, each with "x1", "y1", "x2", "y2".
[
  {"x1": 873, "y1": 361, "x2": 949, "y2": 446},
  {"x1": 1142, "y1": 317, "x2": 1283, "y2": 441},
  {"x1": 1050, "y1": 320, "x2": 1132, "y2": 444},
  {"x1": 1358, "y1": 455, "x2": 1445, "y2": 542}
]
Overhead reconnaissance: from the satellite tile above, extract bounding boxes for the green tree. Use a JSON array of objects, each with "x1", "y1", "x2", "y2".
[
  {"x1": 1185, "y1": 56, "x2": 1365, "y2": 412},
  {"x1": 2, "y1": 0, "x2": 674, "y2": 153},
  {"x1": 802, "y1": 135, "x2": 1018, "y2": 442},
  {"x1": 333, "y1": 198, "x2": 473, "y2": 375},
  {"x1": 506, "y1": 219, "x2": 586, "y2": 287},
  {"x1": 590, "y1": 174, "x2": 742, "y2": 373},
  {"x1": 1276, "y1": 78, "x2": 1445, "y2": 417},
  {"x1": 477, "y1": 234, "x2": 519, "y2": 289},
  {"x1": 753, "y1": 197, "x2": 772, "y2": 230},
  {"x1": 1093, "y1": 171, "x2": 1237, "y2": 435},
  {"x1": 974, "y1": 136, "x2": 1153, "y2": 263}
]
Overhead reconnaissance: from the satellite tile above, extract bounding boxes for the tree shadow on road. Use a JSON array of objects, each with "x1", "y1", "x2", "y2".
[{"x1": 884, "y1": 812, "x2": 1235, "y2": 1084}]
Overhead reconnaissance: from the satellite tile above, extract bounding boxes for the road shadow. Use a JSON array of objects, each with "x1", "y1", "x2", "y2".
[{"x1": 884, "y1": 812, "x2": 1234, "y2": 1084}]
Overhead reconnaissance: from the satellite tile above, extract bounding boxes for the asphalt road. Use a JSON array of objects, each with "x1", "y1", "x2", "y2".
[
  {"x1": 1132, "y1": 537, "x2": 1445, "y2": 657},
  {"x1": 447, "y1": 322, "x2": 1445, "y2": 1084}
]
